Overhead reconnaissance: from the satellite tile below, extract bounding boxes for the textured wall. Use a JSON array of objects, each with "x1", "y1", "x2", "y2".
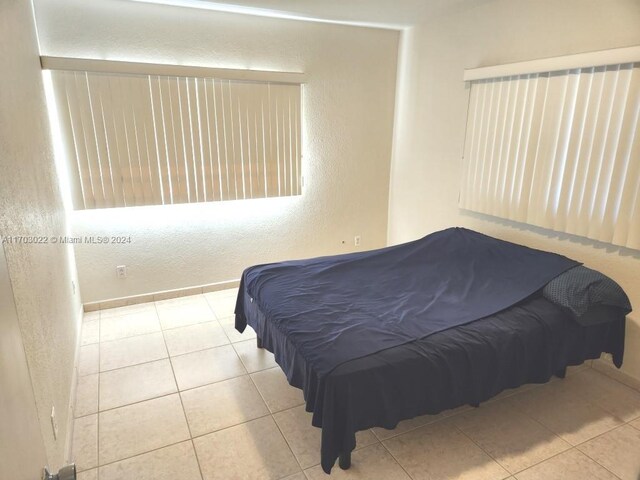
[
  {"x1": 388, "y1": 0, "x2": 640, "y2": 380},
  {"x1": 34, "y1": 0, "x2": 399, "y2": 303},
  {"x1": 0, "y1": 0, "x2": 82, "y2": 471}
]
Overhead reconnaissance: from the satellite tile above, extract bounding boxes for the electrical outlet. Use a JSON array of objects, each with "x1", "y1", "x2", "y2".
[
  {"x1": 71, "y1": 281, "x2": 76, "y2": 295},
  {"x1": 50, "y1": 406, "x2": 58, "y2": 440},
  {"x1": 116, "y1": 265, "x2": 128, "y2": 279},
  {"x1": 354, "y1": 235, "x2": 361, "y2": 247}
]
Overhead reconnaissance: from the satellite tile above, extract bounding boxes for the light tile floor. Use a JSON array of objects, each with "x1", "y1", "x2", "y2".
[{"x1": 73, "y1": 289, "x2": 640, "y2": 480}]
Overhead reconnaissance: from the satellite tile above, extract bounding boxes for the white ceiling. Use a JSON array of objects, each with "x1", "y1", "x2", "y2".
[{"x1": 137, "y1": 0, "x2": 466, "y2": 28}]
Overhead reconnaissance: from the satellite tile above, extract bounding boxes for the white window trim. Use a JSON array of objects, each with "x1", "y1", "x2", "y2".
[
  {"x1": 463, "y1": 45, "x2": 640, "y2": 81},
  {"x1": 41, "y1": 56, "x2": 307, "y2": 85}
]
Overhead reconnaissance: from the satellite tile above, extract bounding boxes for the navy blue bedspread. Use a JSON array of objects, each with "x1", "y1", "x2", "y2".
[
  {"x1": 234, "y1": 229, "x2": 628, "y2": 473},
  {"x1": 236, "y1": 228, "x2": 579, "y2": 377}
]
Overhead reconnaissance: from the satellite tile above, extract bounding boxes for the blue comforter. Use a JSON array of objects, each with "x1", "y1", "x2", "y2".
[{"x1": 237, "y1": 227, "x2": 579, "y2": 377}]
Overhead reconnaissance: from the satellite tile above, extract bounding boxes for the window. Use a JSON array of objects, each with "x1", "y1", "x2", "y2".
[
  {"x1": 460, "y1": 46, "x2": 640, "y2": 250},
  {"x1": 44, "y1": 57, "x2": 303, "y2": 209}
]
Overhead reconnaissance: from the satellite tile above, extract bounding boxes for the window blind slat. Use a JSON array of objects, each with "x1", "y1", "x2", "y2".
[
  {"x1": 528, "y1": 72, "x2": 562, "y2": 226},
  {"x1": 157, "y1": 76, "x2": 180, "y2": 203},
  {"x1": 50, "y1": 69, "x2": 302, "y2": 209},
  {"x1": 591, "y1": 65, "x2": 632, "y2": 242},
  {"x1": 503, "y1": 76, "x2": 527, "y2": 219},
  {"x1": 494, "y1": 77, "x2": 517, "y2": 219},
  {"x1": 485, "y1": 79, "x2": 508, "y2": 217},
  {"x1": 148, "y1": 76, "x2": 170, "y2": 205},
  {"x1": 266, "y1": 84, "x2": 278, "y2": 197},
  {"x1": 460, "y1": 80, "x2": 477, "y2": 209},
  {"x1": 516, "y1": 74, "x2": 546, "y2": 220},
  {"x1": 204, "y1": 78, "x2": 222, "y2": 201},
  {"x1": 119, "y1": 75, "x2": 147, "y2": 206},
  {"x1": 280, "y1": 85, "x2": 290, "y2": 196},
  {"x1": 186, "y1": 77, "x2": 205, "y2": 203},
  {"x1": 566, "y1": 67, "x2": 605, "y2": 236},
  {"x1": 167, "y1": 77, "x2": 188, "y2": 203},
  {"x1": 93, "y1": 74, "x2": 125, "y2": 207},
  {"x1": 584, "y1": 65, "x2": 620, "y2": 239},
  {"x1": 74, "y1": 72, "x2": 107, "y2": 208},
  {"x1": 259, "y1": 86, "x2": 270, "y2": 196},
  {"x1": 86, "y1": 73, "x2": 117, "y2": 208},
  {"x1": 461, "y1": 62, "x2": 640, "y2": 250},
  {"x1": 510, "y1": 75, "x2": 537, "y2": 219},
  {"x1": 51, "y1": 71, "x2": 86, "y2": 208},
  {"x1": 544, "y1": 71, "x2": 579, "y2": 227},
  {"x1": 194, "y1": 78, "x2": 213, "y2": 203},
  {"x1": 211, "y1": 79, "x2": 229, "y2": 201},
  {"x1": 131, "y1": 74, "x2": 161, "y2": 205},
  {"x1": 293, "y1": 86, "x2": 302, "y2": 195},
  {"x1": 235, "y1": 83, "x2": 248, "y2": 200},
  {"x1": 555, "y1": 68, "x2": 593, "y2": 231},
  {"x1": 611, "y1": 66, "x2": 640, "y2": 248}
]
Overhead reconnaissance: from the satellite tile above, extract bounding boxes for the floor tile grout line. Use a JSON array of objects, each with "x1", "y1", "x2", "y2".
[
  {"x1": 96, "y1": 310, "x2": 101, "y2": 479},
  {"x1": 92, "y1": 438, "x2": 197, "y2": 473},
  {"x1": 191, "y1": 411, "x2": 273, "y2": 440},
  {"x1": 482, "y1": 377, "x2": 611, "y2": 454},
  {"x1": 80, "y1": 389, "x2": 178, "y2": 417},
  {"x1": 450, "y1": 421, "x2": 512, "y2": 477},
  {"x1": 571, "y1": 423, "x2": 632, "y2": 480},
  {"x1": 97, "y1": 318, "x2": 244, "y2": 348},
  {"x1": 444, "y1": 390, "x2": 630, "y2": 479},
  {"x1": 510, "y1": 387, "x2": 627, "y2": 450},
  {"x1": 377, "y1": 439, "x2": 416, "y2": 479},
  {"x1": 245, "y1": 362, "x2": 311, "y2": 475},
  {"x1": 81, "y1": 292, "x2": 637, "y2": 479},
  {"x1": 587, "y1": 365, "x2": 640, "y2": 396},
  {"x1": 79, "y1": 367, "x2": 279, "y2": 420},
  {"x1": 95, "y1": 317, "x2": 241, "y2": 345},
  {"x1": 98, "y1": 296, "x2": 236, "y2": 340},
  {"x1": 92, "y1": 399, "x2": 217, "y2": 474},
  {"x1": 95, "y1": 333, "x2": 257, "y2": 375},
  {"x1": 164, "y1": 337, "x2": 232, "y2": 360},
  {"x1": 75, "y1": 292, "x2": 237, "y2": 476},
  {"x1": 97, "y1": 354, "x2": 170, "y2": 375},
  {"x1": 492, "y1": 388, "x2": 577, "y2": 461},
  {"x1": 154, "y1": 301, "x2": 206, "y2": 480},
  {"x1": 510, "y1": 447, "x2": 579, "y2": 478},
  {"x1": 96, "y1": 337, "x2": 251, "y2": 377},
  {"x1": 202, "y1": 293, "x2": 233, "y2": 319},
  {"x1": 98, "y1": 329, "x2": 164, "y2": 347},
  {"x1": 447, "y1": 382, "x2": 625, "y2": 478}
]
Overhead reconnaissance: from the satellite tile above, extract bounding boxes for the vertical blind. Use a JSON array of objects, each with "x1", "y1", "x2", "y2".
[
  {"x1": 49, "y1": 68, "x2": 302, "y2": 209},
  {"x1": 460, "y1": 62, "x2": 640, "y2": 250}
]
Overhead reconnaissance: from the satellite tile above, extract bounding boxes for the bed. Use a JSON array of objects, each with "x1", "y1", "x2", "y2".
[{"x1": 234, "y1": 228, "x2": 630, "y2": 473}]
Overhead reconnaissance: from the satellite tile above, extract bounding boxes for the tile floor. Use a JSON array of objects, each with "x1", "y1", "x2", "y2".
[{"x1": 73, "y1": 289, "x2": 640, "y2": 480}]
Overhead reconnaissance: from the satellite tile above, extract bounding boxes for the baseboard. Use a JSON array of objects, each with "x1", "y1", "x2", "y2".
[
  {"x1": 592, "y1": 355, "x2": 640, "y2": 393},
  {"x1": 83, "y1": 279, "x2": 241, "y2": 312}
]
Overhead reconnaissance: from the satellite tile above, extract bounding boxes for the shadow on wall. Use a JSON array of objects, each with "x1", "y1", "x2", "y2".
[{"x1": 459, "y1": 209, "x2": 640, "y2": 260}]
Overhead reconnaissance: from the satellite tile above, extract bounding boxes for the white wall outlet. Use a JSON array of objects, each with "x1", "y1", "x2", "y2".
[
  {"x1": 50, "y1": 406, "x2": 58, "y2": 440},
  {"x1": 354, "y1": 235, "x2": 361, "y2": 247},
  {"x1": 116, "y1": 265, "x2": 128, "y2": 279}
]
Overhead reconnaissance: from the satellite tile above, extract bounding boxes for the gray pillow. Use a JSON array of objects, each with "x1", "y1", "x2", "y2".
[{"x1": 543, "y1": 266, "x2": 632, "y2": 318}]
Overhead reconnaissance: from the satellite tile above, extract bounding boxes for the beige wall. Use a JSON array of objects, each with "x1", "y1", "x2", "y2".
[
  {"x1": 389, "y1": 0, "x2": 640, "y2": 380},
  {"x1": 34, "y1": 0, "x2": 399, "y2": 303},
  {"x1": 0, "y1": 0, "x2": 82, "y2": 471},
  {"x1": 0, "y1": 246, "x2": 47, "y2": 480}
]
